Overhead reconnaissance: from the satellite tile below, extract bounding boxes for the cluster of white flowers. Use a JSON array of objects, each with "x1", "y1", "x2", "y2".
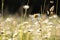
[{"x1": 0, "y1": 14, "x2": 60, "y2": 40}]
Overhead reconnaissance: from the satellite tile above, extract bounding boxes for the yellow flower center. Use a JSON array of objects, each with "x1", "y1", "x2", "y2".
[{"x1": 34, "y1": 14, "x2": 38, "y2": 18}]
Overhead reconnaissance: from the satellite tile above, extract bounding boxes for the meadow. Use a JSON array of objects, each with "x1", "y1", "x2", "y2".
[{"x1": 0, "y1": 14, "x2": 60, "y2": 40}]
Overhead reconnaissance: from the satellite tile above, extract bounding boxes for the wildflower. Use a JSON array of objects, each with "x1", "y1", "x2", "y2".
[
  {"x1": 29, "y1": 14, "x2": 35, "y2": 21},
  {"x1": 50, "y1": 1, "x2": 54, "y2": 3},
  {"x1": 0, "y1": 31, "x2": 4, "y2": 34},
  {"x1": 23, "y1": 5, "x2": 29, "y2": 9},
  {"x1": 29, "y1": 15, "x2": 34, "y2": 18},
  {"x1": 22, "y1": 22, "x2": 28, "y2": 25},
  {"x1": 34, "y1": 14, "x2": 40, "y2": 18},
  {"x1": 34, "y1": 14, "x2": 38, "y2": 18},
  {"x1": 29, "y1": 14, "x2": 40, "y2": 21},
  {"x1": 34, "y1": 22, "x2": 38, "y2": 25},
  {"x1": 36, "y1": 28, "x2": 41, "y2": 33},
  {"x1": 50, "y1": 5, "x2": 54, "y2": 12},
  {"x1": 5, "y1": 17, "x2": 13, "y2": 22}
]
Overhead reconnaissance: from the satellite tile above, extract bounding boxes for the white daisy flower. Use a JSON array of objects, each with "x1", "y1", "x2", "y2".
[
  {"x1": 5, "y1": 17, "x2": 13, "y2": 22},
  {"x1": 23, "y1": 5, "x2": 29, "y2": 9}
]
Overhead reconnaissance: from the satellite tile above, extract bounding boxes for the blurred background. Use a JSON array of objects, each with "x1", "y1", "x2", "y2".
[{"x1": 0, "y1": 0, "x2": 60, "y2": 16}]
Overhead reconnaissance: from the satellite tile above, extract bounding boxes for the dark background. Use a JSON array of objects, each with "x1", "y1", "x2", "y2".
[{"x1": 0, "y1": 0, "x2": 60, "y2": 15}]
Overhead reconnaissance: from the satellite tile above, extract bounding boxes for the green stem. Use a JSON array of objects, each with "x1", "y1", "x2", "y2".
[
  {"x1": 11, "y1": 32, "x2": 13, "y2": 40},
  {"x1": 2, "y1": 0, "x2": 4, "y2": 17},
  {"x1": 0, "y1": 35, "x2": 2, "y2": 40},
  {"x1": 24, "y1": 9, "x2": 27, "y2": 18}
]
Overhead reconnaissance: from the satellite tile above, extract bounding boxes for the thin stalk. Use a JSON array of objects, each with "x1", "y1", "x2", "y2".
[
  {"x1": 0, "y1": 35, "x2": 2, "y2": 40},
  {"x1": 2, "y1": 0, "x2": 4, "y2": 17},
  {"x1": 43, "y1": 0, "x2": 46, "y2": 13},
  {"x1": 19, "y1": 30, "x2": 23, "y2": 40},
  {"x1": 27, "y1": 0, "x2": 29, "y2": 5},
  {"x1": 11, "y1": 32, "x2": 13, "y2": 40},
  {"x1": 24, "y1": 0, "x2": 29, "y2": 18},
  {"x1": 26, "y1": 32, "x2": 30, "y2": 40},
  {"x1": 24, "y1": 9, "x2": 27, "y2": 18}
]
